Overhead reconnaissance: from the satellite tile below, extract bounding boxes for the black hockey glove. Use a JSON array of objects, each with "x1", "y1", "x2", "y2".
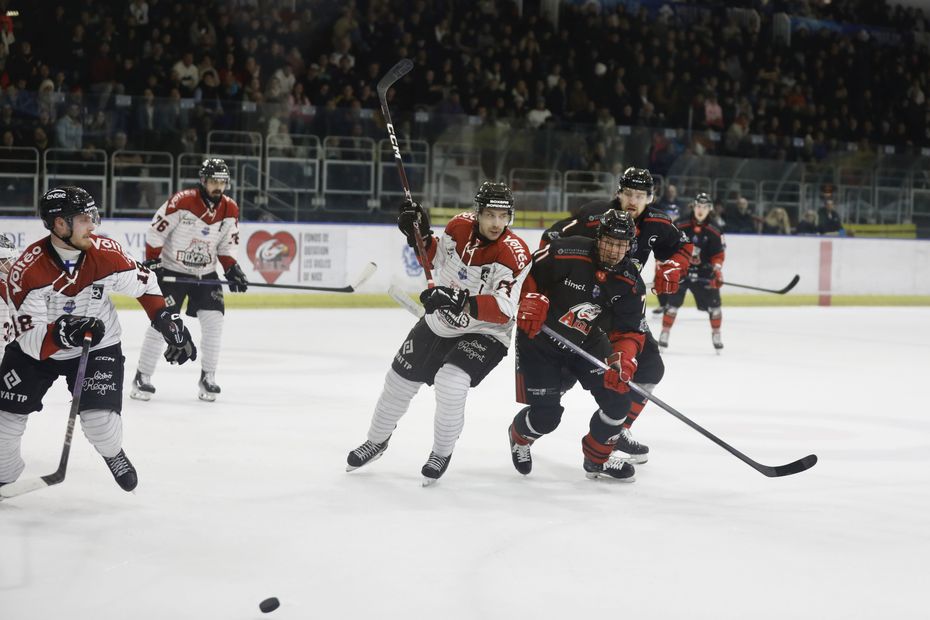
[
  {"x1": 152, "y1": 309, "x2": 197, "y2": 365},
  {"x1": 52, "y1": 315, "x2": 105, "y2": 349},
  {"x1": 224, "y1": 263, "x2": 249, "y2": 293},
  {"x1": 420, "y1": 286, "x2": 469, "y2": 315},
  {"x1": 397, "y1": 200, "x2": 433, "y2": 249}
]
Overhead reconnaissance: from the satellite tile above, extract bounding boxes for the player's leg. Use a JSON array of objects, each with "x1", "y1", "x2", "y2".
[
  {"x1": 346, "y1": 319, "x2": 439, "y2": 471},
  {"x1": 704, "y1": 288, "x2": 724, "y2": 351},
  {"x1": 69, "y1": 344, "x2": 137, "y2": 491},
  {"x1": 131, "y1": 273, "x2": 187, "y2": 400},
  {"x1": 423, "y1": 334, "x2": 508, "y2": 482},
  {"x1": 576, "y1": 344, "x2": 635, "y2": 481},
  {"x1": 509, "y1": 331, "x2": 566, "y2": 475},
  {"x1": 189, "y1": 274, "x2": 225, "y2": 401},
  {"x1": 0, "y1": 345, "x2": 58, "y2": 485},
  {"x1": 614, "y1": 334, "x2": 664, "y2": 463},
  {"x1": 659, "y1": 284, "x2": 688, "y2": 348}
]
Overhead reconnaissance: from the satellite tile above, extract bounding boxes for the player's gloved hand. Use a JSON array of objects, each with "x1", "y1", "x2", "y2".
[
  {"x1": 224, "y1": 263, "x2": 249, "y2": 293},
  {"x1": 709, "y1": 265, "x2": 723, "y2": 289},
  {"x1": 419, "y1": 286, "x2": 468, "y2": 315},
  {"x1": 517, "y1": 292, "x2": 549, "y2": 338},
  {"x1": 653, "y1": 259, "x2": 683, "y2": 295},
  {"x1": 603, "y1": 351, "x2": 637, "y2": 394},
  {"x1": 52, "y1": 315, "x2": 105, "y2": 349},
  {"x1": 141, "y1": 258, "x2": 164, "y2": 281},
  {"x1": 397, "y1": 200, "x2": 433, "y2": 249},
  {"x1": 152, "y1": 309, "x2": 198, "y2": 365}
]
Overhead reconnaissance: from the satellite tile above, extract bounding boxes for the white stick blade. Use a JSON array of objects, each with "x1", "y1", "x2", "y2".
[
  {"x1": 350, "y1": 262, "x2": 378, "y2": 290},
  {"x1": 0, "y1": 477, "x2": 51, "y2": 500}
]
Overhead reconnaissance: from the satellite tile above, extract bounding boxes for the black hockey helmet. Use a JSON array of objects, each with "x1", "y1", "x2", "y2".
[
  {"x1": 693, "y1": 192, "x2": 712, "y2": 206},
  {"x1": 617, "y1": 167, "x2": 655, "y2": 199},
  {"x1": 199, "y1": 157, "x2": 230, "y2": 184},
  {"x1": 597, "y1": 208, "x2": 636, "y2": 241},
  {"x1": 474, "y1": 181, "x2": 515, "y2": 219},
  {"x1": 39, "y1": 186, "x2": 101, "y2": 231}
]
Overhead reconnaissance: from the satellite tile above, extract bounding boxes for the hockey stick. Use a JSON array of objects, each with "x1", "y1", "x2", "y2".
[
  {"x1": 377, "y1": 60, "x2": 435, "y2": 288},
  {"x1": 162, "y1": 262, "x2": 377, "y2": 293},
  {"x1": 539, "y1": 325, "x2": 817, "y2": 478},
  {"x1": 683, "y1": 274, "x2": 800, "y2": 295},
  {"x1": 0, "y1": 334, "x2": 94, "y2": 500},
  {"x1": 388, "y1": 284, "x2": 425, "y2": 318}
]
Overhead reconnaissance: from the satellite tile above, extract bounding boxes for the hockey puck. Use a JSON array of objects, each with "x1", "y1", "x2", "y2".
[{"x1": 259, "y1": 597, "x2": 280, "y2": 613}]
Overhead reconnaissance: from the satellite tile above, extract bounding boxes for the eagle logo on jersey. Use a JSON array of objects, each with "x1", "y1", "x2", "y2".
[
  {"x1": 246, "y1": 231, "x2": 296, "y2": 284},
  {"x1": 402, "y1": 246, "x2": 423, "y2": 277},
  {"x1": 558, "y1": 302, "x2": 602, "y2": 336}
]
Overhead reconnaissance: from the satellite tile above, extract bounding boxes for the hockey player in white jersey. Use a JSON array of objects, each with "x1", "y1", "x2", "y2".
[
  {"x1": 131, "y1": 158, "x2": 248, "y2": 402},
  {"x1": 347, "y1": 182, "x2": 532, "y2": 484},
  {"x1": 0, "y1": 187, "x2": 196, "y2": 494},
  {"x1": 0, "y1": 235, "x2": 17, "y2": 349}
]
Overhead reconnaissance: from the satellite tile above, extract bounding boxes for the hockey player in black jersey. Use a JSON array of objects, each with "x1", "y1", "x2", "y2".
[
  {"x1": 660, "y1": 193, "x2": 726, "y2": 352},
  {"x1": 508, "y1": 209, "x2": 646, "y2": 481},
  {"x1": 538, "y1": 167, "x2": 693, "y2": 462}
]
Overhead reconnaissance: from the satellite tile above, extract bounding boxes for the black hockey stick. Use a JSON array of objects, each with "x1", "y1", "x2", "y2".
[
  {"x1": 686, "y1": 274, "x2": 800, "y2": 295},
  {"x1": 539, "y1": 325, "x2": 817, "y2": 478},
  {"x1": 162, "y1": 262, "x2": 377, "y2": 293},
  {"x1": 0, "y1": 334, "x2": 93, "y2": 500},
  {"x1": 376, "y1": 59, "x2": 435, "y2": 288}
]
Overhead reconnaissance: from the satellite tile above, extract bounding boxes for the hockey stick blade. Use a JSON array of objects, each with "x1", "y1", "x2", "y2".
[
  {"x1": 349, "y1": 262, "x2": 378, "y2": 291},
  {"x1": 539, "y1": 325, "x2": 817, "y2": 478},
  {"x1": 388, "y1": 284, "x2": 425, "y2": 318},
  {"x1": 377, "y1": 59, "x2": 414, "y2": 96}
]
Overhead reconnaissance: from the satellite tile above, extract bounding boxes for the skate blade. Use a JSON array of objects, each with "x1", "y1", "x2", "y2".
[
  {"x1": 421, "y1": 477, "x2": 440, "y2": 487},
  {"x1": 585, "y1": 471, "x2": 636, "y2": 483},
  {"x1": 129, "y1": 390, "x2": 152, "y2": 401},
  {"x1": 611, "y1": 453, "x2": 648, "y2": 465},
  {"x1": 198, "y1": 392, "x2": 217, "y2": 402},
  {"x1": 345, "y1": 451, "x2": 385, "y2": 473}
]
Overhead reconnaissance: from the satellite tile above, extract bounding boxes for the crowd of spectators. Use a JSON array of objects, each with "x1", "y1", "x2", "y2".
[{"x1": 0, "y1": 0, "x2": 928, "y2": 178}]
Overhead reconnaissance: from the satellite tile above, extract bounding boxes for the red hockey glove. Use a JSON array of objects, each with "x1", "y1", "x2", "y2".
[
  {"x1": 709, "y1": 265, "x2": 723, "y2": 289},
  {"x1": 654, "y1": 259, "x2": 683, "y2": 295},
  {"x1": 517, "y1": 292, "x2": 549, "y2": 338},
  {"x1": 603, "y1": 351, "x2": 637, "y2": 394}
]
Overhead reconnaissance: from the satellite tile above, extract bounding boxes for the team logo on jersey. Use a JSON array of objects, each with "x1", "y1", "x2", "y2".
[
  {"x1": 177, "y1": 240, "x2": 213, "y2": 268},
  {"x1": 458, "y1": 267, "x2": 468, "y2": 281},
  {"x1": 402, "y1": 246, "x2": 423, "y2": 277},
  {"x1": 246, "y1": 231, "x2": 296, "y2": 284},
  {"x1": 592, "y1": 285, "x2": 601, "y2": 298},
  {"x1": 3, "y1": 369, "x2": 21, "y2": 389},
  {"x1": 63, "y1": 300, "x2": 76, "y2": 313},
  {"x1": 91, "y1": 284, "x2": 104, "y2": 300},
  {"x1": 557, "y1": 302, "x2": 602, "y2": 336},
  {"x1": 201, "y1": 227, "x2": 211, "y2": 236}
]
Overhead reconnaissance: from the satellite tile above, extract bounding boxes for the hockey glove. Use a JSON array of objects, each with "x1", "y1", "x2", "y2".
[
  {"x1": 397, "y1": 200, "x2": 433, "y2": 249},
  {"x1": 517, "y1": 292, "x2": 549, "y2": 338},
  {"x1": 224, "y1": 263, "x2": 249, "y2": 293},
  {"x1": 152, "y1": 309, "x2": 197, "y2": 365},
  {"x1": 419, "y1": 286, "x2": 468, "y2": 315},
  {"x1": 709, "y1": 265, "x2": 723, "y2": 289},
  {"x1": 52, "y1": 315, "x2": 105, "y2": 349},
  {"x1": 603, "y1": 351, "x2": 637, "y2": 394},
  {"x1": 653, "y1": 259, "x2": 683, "y2": 295}
]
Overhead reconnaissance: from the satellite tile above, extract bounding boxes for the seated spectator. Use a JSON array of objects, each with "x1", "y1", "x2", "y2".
[
  {"x1": 54, "y1": 103, "x2": 83, "y2": 150},
  {"x1": 724, "y1": 196, "x2": 758, "y2": 233},
  {"x1": 796, "y1": 209, "x2": 819, "y2": 234},
  {"x1": 656, "y1": 183, "x2": 683, "y2": 220},
  {"x1": 527, "y1": 97, "x2": 551, "y2": 128},
  {"x1": 761, "y1": 207, "x2": 791, "y2": 235},
  {"x1": 817, "y1": 197, "x2": 845, "y2": 235}
]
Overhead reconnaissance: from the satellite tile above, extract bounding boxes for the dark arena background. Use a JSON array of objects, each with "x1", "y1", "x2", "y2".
[{"x1": 0, "y1": 1, "x2": 927, "y2": 619}]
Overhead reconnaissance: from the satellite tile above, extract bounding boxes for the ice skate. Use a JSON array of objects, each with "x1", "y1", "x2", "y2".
[
  {"x1": 509, "y1": 425, "x2": 533, "y2": 475},
  {"x1": 583, "y1": 456, "x2": 635, "y2": 482},
  {"x1": 421, "y1": 451, "x2": 452, "y2": 486},
  {"x1": 103, "y1": 450, "x2": 138, "y2": 492},
  {"x1": 611, "y1": 427, "x2": 649, "y2": 464},
  {"x1": 712, "y1": 331, "x2": 723, "y2": 353},
  {"x1": 658, "y1": 329, "x2": 670, "y2": 348},
  {"x1": 651, "y1": 305, "x2": 665, "y2": 315},
  {"x1": 198, "y1": 371, "x2": 221, "y2": 402},
  {"x1": 346, "y1": 436, "x2": 391, "y2": 472},
  {"x1": 129, "y1": 371, "x2": 155, "y2": 401}
]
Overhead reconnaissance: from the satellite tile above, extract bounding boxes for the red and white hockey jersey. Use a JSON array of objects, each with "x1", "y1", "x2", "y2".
[
  {"x1": 5, "y1": 236, "x2": 167, "y2": 361},
  {"x1": 145, "y1": 189, "x2": 241, "y2": 276},
  {"x1": 420, "y1": 213, "x2": 532, "y2": 347}
]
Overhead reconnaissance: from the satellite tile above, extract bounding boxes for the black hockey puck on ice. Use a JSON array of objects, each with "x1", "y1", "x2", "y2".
[{"x1": 259, "y1": 597, "x2": 280, "y2": 613}]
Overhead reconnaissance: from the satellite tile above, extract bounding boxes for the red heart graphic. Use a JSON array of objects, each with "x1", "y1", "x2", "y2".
[{"x1": 246, "y1": 231, "x2": 297, "y2": 284}]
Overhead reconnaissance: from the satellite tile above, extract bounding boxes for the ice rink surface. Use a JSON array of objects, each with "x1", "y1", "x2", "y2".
[{"x1": 1, "y1": 305, "x2": 928, "y2": 620}]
